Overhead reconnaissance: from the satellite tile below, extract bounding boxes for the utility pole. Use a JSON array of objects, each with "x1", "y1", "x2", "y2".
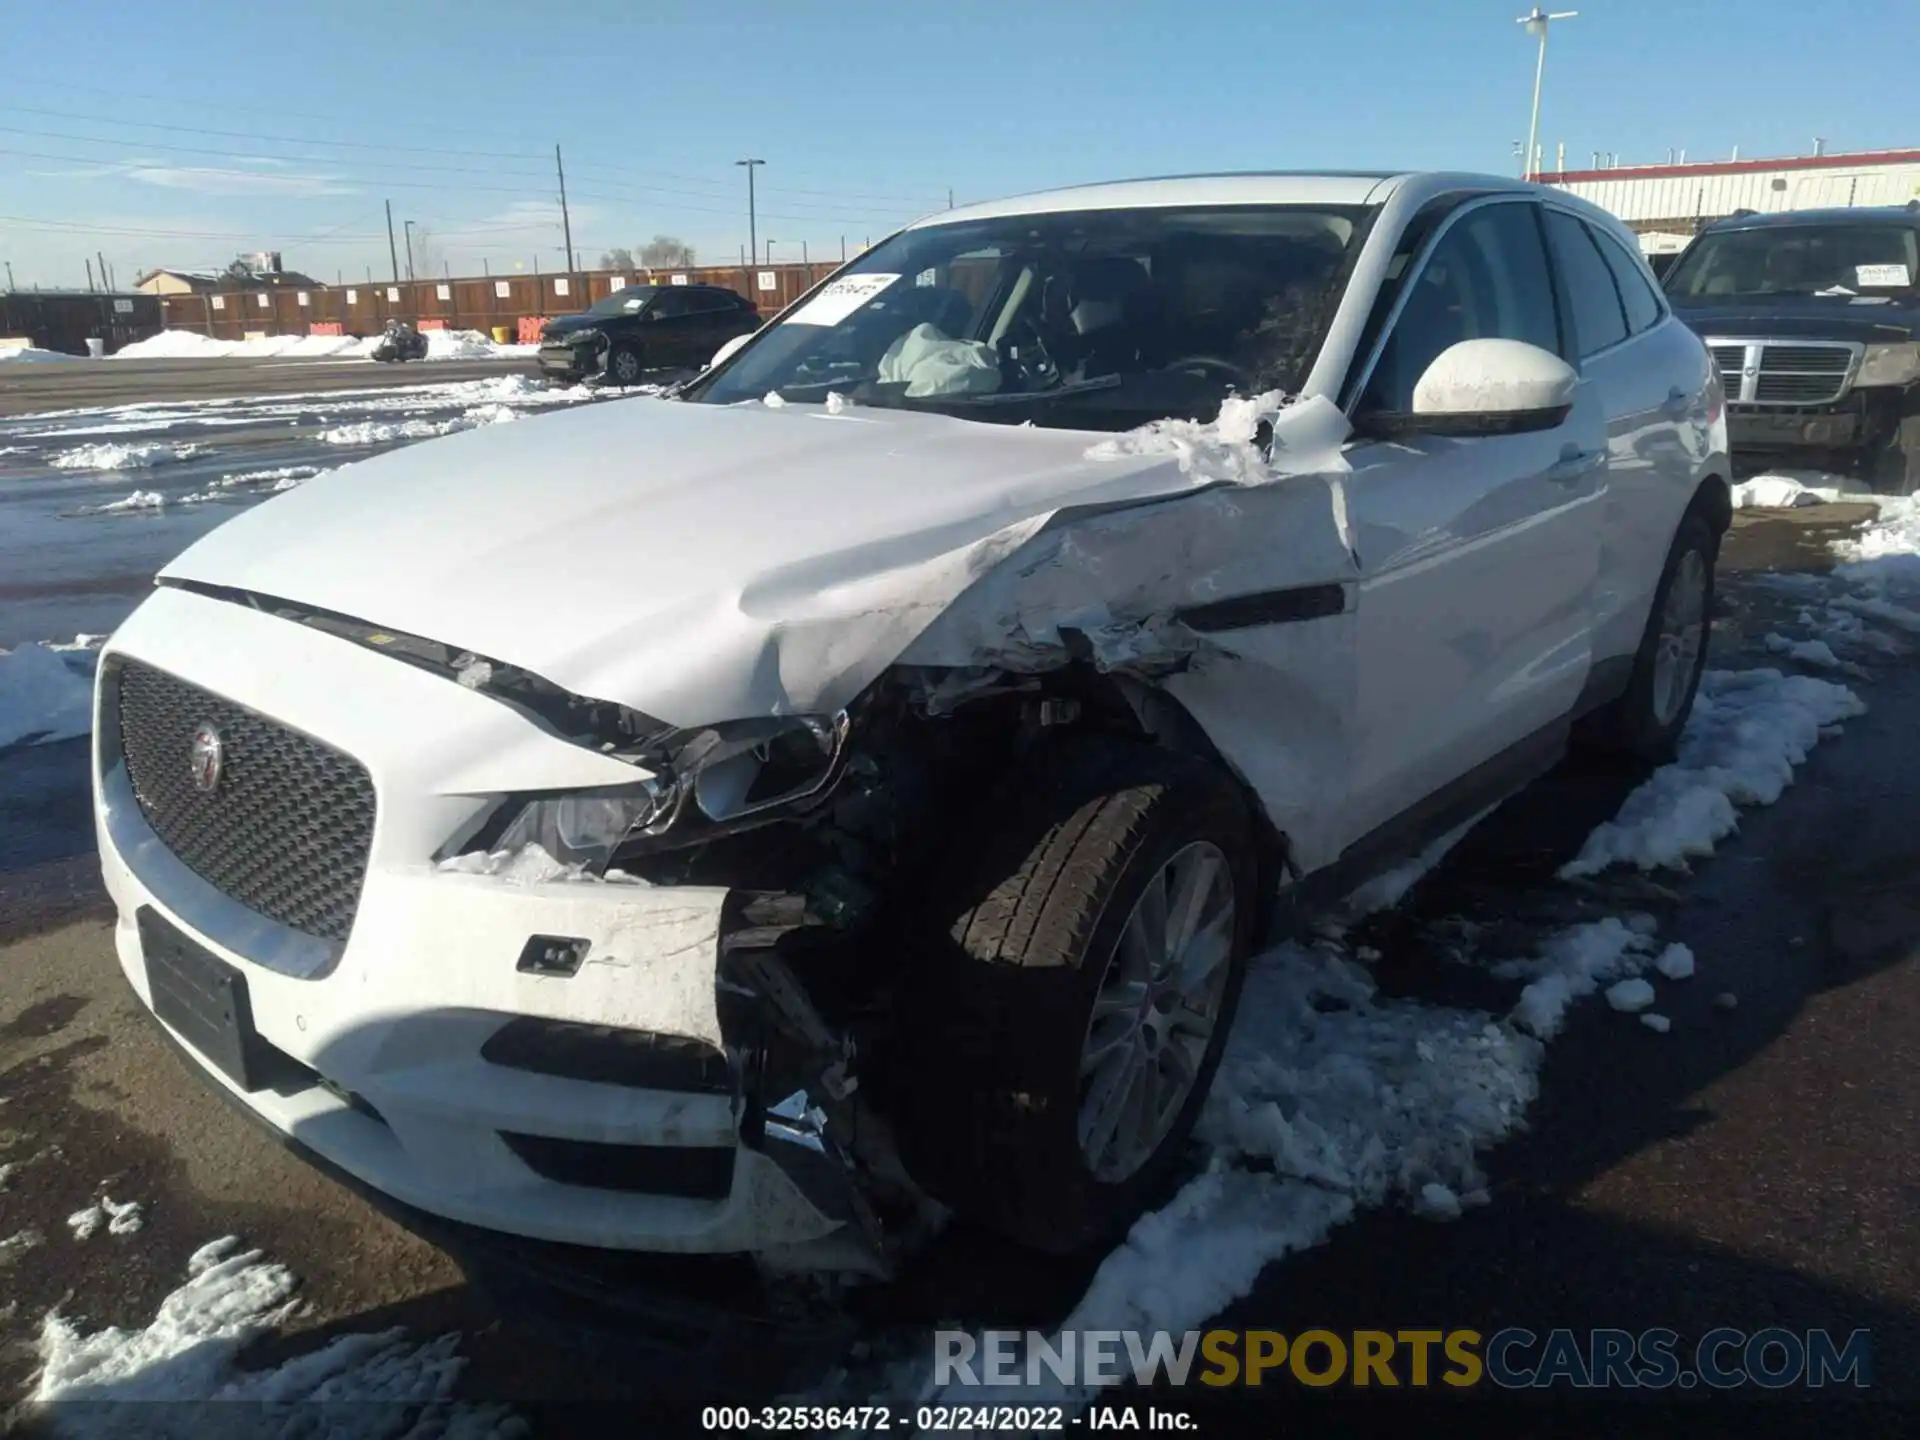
[
  {"x1": 766, "y1": 239, "x2": 776, "y2": 265},
  {"x1": 85, "y1": 258, "x2": 95, "y2": 291},
  {"x1": 948, "y1": 187, "x2": 954, "y2": 209},
  {"x1": 385, "y1": 199, "x2": 400, "y2": 282},
  {"x1": 97, "y1": 252, "x2": 110, "y2": 289},
  {"x1": 403, "y1": 220, "x2": 416, "y2": 281},
  {"x1": 1517, "y1": 7, "x2": 1577, "y2": 181},
  {"x1": 4, "y1": 261, "x2": 14, "y2": 291},
  {"x1": 840, "y1": 236, "x2": 846, "y2": 261},
  {"x1": 735, "y1": 158, "x2": 764, "y2": 274},
  {"x1": 555, "y1": 144, "x2": 575, "y2": 272}
]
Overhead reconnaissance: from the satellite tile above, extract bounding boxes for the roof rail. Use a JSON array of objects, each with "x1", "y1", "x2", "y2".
[{"x1": 1727, "y1": 208, "x2": 1759, "y2": 219}]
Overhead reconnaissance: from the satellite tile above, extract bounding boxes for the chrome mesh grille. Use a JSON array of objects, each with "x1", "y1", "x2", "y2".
[{"x1": 113, "y1": 660, "x2": 375, "y2": 943}]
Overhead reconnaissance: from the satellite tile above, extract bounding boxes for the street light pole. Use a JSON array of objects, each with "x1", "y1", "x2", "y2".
[
  {"x1": 403, "y1": 220, "x2": 416, "y2": 282},
  {"x1": 765, "y1": 240, "x2": 777, "y2": 266},
  {"x1": 735, "y1": 159, "x2": 765, "y2": 272},
  {"x1": 1517, "y1": 7, "x2": 1577, "y2": 180}
]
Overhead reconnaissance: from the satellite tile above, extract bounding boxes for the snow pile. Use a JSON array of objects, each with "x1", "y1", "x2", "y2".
[
  {"x1": 0, "y1": 641, "x2": 99, "y2": 749},
  {"x1": 1763, "y1": 632, "x2": 1864, "y2": 678},
  {"x1": 47, "y1": 442, "x2": 202, "y2": 471},
  {"x1": 1834, "y1": 494, "x2": 1920, "y2": 594},
  {"x1": 31, "y1": 1236, "x2": 522, "y2": 1437},
  {"x1": 1654, "y1": 942, "x2": 1696, "y2": 980},
  {"x1": 1604, "y1": 977, "x2": 1656, "y2": 1013},
  {"x1": 1086, "y1": 390, "x2": 1289, "y2": 483},
  {"x1": 215, "y1": 464, "x2": 325, "y2": 488},
  {"x1": 1496, "y1": 916, "x2": 1659, "y2": 1039},
  {"x1": 72, "y1": 490, "x2": 167, "y2": 516},
  {"x1": 113, "y1": 327, "x2": 531, "y2": 363},
  {"x1": 1560, "y1": 668, "x2": 1865, "y2": 878},
  {"x1": 423, "y1": 328, "x2": 498, "y2": 361},
  {"x1": 67, "y1": 1196, "x2": 144, "y2": 1240},
  {"x1": 321, "y1": 416, "x2": 463, "y2": 446},
  {"x1": 0, "y1": 346, "x2": 81, "y2": 363},
  {"x1": 110, "y1": 330, "x2": 234, "y2": 360},
  {"x1": 1730, "y1": 473, "x2": 1857, "y2": 509}
]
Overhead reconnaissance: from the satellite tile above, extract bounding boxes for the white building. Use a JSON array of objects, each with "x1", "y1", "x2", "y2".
[{"x1": 1540, "y1": 147, "x2": 1920, "y2": 245}]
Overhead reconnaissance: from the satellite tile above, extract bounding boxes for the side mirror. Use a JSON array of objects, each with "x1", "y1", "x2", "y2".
[
  {"x1": 708, "y1": 332, "x2": 752, "y2": 370},
  {"x1": 1363, "y1": 338, "x2": 1576, "y2": 439}
]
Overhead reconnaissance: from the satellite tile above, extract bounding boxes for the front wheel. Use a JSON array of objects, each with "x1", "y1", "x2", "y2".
[
  {"x1": 1576, "y1": 509, "x2": 1717, "y2": 764},
  {"x1": 896, "y1": 737, "x2": 1256, "y2": 1255},
  {"x1": 604, "y1": 344, "x2": 645, "y2": 386}
]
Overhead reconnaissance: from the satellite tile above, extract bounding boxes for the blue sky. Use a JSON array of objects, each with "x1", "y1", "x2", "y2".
[{"x1": 5, "y1": 0, "x2": 1918, "y2": 288}]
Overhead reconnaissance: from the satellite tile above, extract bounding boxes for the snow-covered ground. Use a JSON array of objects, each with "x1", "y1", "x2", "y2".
[
  {"x1": 109, "y1": 328, "x2": 537, "y2": 363},
  {"x1": 31, "y1": 1238, "x2": 522, "y2": 1439}
]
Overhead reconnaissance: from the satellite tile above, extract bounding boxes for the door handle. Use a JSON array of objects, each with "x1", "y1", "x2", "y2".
[{"x1": 1546, "y1": 443, "x2": 1603, "y2": 485}]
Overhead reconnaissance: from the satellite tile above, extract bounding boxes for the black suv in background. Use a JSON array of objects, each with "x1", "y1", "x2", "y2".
[
  {"x1": 538, "y1": 283, "x2": 760, "y2": 385},
  {"x1": 1664, "y1": 205, "x2": 1920, "y2": 491}
]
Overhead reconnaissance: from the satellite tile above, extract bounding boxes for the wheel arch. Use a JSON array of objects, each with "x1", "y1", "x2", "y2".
[{"x1": 1690, "y1": 471, "x2": 1733, "y2": 539}]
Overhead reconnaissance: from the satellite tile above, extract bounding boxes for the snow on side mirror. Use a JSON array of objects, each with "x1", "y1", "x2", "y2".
[
  {"x1": 707, "y1": 332, "x2": 752, "y2": 371},
  {"x1": 1368, "y1": 339, "x2": 1576, "y2": 439}
]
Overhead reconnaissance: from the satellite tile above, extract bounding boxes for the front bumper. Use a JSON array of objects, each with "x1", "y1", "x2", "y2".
[
  {"x1": 1726, "y1": 384, "x2": 1908, "y2": 467},
  {"x1": 93, "y1": 586, "x2": 888, "y2": 1271},
  {"x1": 537, "y1": 343, "x2": 599, "y2": 379}
]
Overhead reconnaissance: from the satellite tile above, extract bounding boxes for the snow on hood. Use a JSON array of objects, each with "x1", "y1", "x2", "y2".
[{"x1": 160, "y1": 394, "x2": 1354, "y2": 723}]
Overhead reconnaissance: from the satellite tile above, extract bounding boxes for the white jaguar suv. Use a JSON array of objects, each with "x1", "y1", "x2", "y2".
[{"x1": 93, "y1": 171, "x2": 1728, "y2": 1289}]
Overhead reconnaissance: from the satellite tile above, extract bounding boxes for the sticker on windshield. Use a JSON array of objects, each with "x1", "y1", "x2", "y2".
[
  {"x1": 786, "y1": 274, "x2": 901, "y2": 326},
  {"x1": 1856, "y1": 263, "x2": 1911, "y2": 287}
]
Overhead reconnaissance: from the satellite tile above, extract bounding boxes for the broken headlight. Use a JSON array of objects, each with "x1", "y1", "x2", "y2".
[
  {"x1": 489, "y1": 778, "x2": 677, "y2": 871},
  {"x1": 483, "y1": 712, "x2": 850, "y2": 871},
  {"x1": 1857, "y1": 342, "x2": 1920, "y2": 388}
]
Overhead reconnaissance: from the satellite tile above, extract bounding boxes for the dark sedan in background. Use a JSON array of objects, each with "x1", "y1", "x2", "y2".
[{"x1": 538, "y1": 283, "x2": 761, "y2": 385}]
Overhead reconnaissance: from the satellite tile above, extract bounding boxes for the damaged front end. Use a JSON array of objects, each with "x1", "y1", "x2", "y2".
[{"x1": 439, "y1": 658, "x2": 1206, "y2": 1279}]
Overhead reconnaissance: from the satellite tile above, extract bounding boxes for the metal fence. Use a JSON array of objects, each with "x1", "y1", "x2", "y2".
[{"x1": 158, "y1": 262, "x2": 835, "y2": 342}]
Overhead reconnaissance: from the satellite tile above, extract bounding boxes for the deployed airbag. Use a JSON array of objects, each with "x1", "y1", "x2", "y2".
[{"x1": 877, "y1": 324, "x2": 1002, "y2": 398}]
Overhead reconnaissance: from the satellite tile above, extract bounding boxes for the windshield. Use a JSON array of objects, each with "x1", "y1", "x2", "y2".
[
  {"x1": 1666, "y1": 225, "x2": 1920, "y2": 300},
  {"x1": 687, "y1": 204, "x2": 1367, "y2": 429},
  {"x1": 585, "y1": 286, "x2": 660, "y2": 318}
]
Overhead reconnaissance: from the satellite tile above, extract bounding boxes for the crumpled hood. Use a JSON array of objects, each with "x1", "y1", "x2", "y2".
[{"x1": 162, "y1": 396, "x2": 1348, "y2": 723}]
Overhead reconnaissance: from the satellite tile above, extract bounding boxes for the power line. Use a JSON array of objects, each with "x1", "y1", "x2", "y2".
[
  {"x1": 0, "y1": 136, "x2": 929, "y2": 222},
  {"x1": 0, "y1": 99, "x2": 950, "y2": 206}
]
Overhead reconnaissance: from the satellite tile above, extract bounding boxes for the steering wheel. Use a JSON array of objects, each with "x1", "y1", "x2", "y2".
[
  {"x1": 1000, "y1": 315, "x2": 1062, "y2": 389},
  {"x1": 1162, "y1": 355, "x2": 1252, "y2": 389}
]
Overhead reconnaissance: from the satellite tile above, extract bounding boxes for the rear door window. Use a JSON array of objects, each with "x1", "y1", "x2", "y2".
[
  {"x1": 1591, "y1": 227, "x2": 1664, "y2": 335},
  {"x1": 1544, "y1": 209, "x2": 1629, "y2": 357}
]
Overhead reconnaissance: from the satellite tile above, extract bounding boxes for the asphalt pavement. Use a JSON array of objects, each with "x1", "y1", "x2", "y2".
[
  {"x1": 0, "y1": 355, "x2": 539, "y2": 417},
  {"x1": 1, "y1": 504, "x2": 1916, "y2": 1433}
]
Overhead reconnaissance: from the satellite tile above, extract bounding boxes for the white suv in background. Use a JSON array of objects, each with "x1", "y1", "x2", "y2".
[{"x1": 93, "y1": 171, "x2": 1727, "y2": 1293}]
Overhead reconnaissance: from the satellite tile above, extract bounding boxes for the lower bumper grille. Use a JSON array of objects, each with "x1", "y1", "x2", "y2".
[
  {"x1": 499, "y1": 1133, "x2": 736, "y2": 1199},
  {"x1": 113, "y1": 660, "x2": 376, "y2": 943}
]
